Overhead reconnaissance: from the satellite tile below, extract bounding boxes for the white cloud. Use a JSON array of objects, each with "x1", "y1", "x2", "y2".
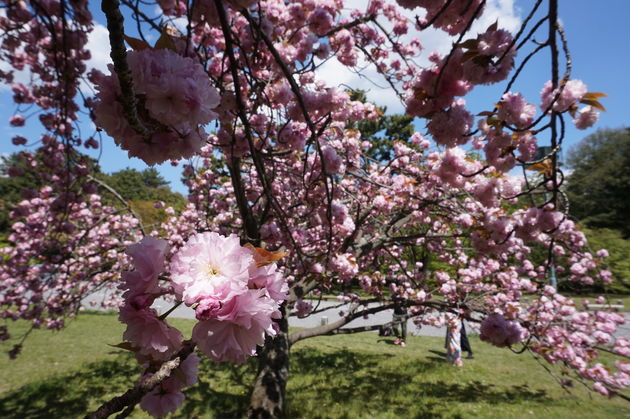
[
  {"x1": 315, "y1": 0, "x2": 522, "y2": 114},
  {"x1": 474, "y1": 0, "x2": 521, "y2": 33},
  {"x1": 85, "y1": 23, "x2": 113, "y2": 75},
  {"x1": 316, "y1": 57, "x2": 406, "y2": 113},
  {"x1": 80, "y1": 23, "x2": 113, "y2": 94}
]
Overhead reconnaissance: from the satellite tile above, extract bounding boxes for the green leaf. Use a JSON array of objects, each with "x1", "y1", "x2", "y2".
[
  {"x1": 154, "y1": 29, "x2": 178, "y2": 51},
  {"x1": 477, "y1": 110, "x2": 495, "y2": 117},
  {"x1": 109, "y1": 341, "x2": 137, "y2": 352},
  {"x1": 457, "y1": 39, "x2": 478, "y2": 49},
  {"x1": 124, "y1": 35, "x2": 150, "y2": 51}
]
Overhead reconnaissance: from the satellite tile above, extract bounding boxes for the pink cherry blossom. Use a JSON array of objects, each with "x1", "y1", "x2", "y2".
[
  {"x1": 295, "y1": 299, "x2": 314, "y2": 317},
  {"x1": 480, "y1": 313, "x2": 527, "y2": 347},
  {"x1": 9, "y1": 114, "x2": 25, "y2": 126},
  {"x1": 139, "y1": 378, "x2": 185, "y2": 418},
  {"x1": 170, "y1": 232, "x2": 253, "y2": 305},
  {"x1": 541, "y1": 79, "x2": 587, "y2": 112},
  {"x1": 498, "y1": 92, "x2": 536, "y2": 128},
  {"x1": 120, "y1": 236, "x2": 169, "y2": 299},
  {"x1": 119, "y1": 305, "x2": 184, "y2": 360},
  {"x1": 91, "y1": 49, "x2": 220, "y2": 165},
  {"x1": 573, "y1": 105, "x2": 600, "y2": 130},
  {"x1": 192, "y1": 289, "x2": 279, "y2": 362}
]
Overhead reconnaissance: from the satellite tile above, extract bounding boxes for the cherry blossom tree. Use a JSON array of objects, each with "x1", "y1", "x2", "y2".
[{"x1": 0, "y1": 0, "x2": 628, "y2": 417}]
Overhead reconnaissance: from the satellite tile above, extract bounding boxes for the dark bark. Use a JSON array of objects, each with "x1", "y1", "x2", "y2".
[{"x1": 248, "y1": 304, "x2": 290, "y2": 419}]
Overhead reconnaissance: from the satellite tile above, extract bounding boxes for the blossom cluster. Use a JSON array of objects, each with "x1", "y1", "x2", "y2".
[
  {"x1": 0, "y1": 141, "x2": 142, "y2": 345},
  {"x1": 399, "y1": 0, "x2": 485, "y2": 35},
  {"x1": 479, "y1": 313, "x2": 528, "y2": 347},
  {"x1": 90, "y1": 48, "x2": 220, "y2": 165},
  {"x1": 171, "y1": 232, "x2": 287, "y2": 362},
  {"x1": 1, "y1": 0, "x2": 92, "y2": 138},
  {"x1": 2, "y1": 0, "x2": 626, "y2": 412},
  {"x1": 406, "y1": 24, "x2": 516, "y2": 148},
  {"x1": 117, "y1": 233, "x2": 287, "y2": 415},
  {"x1": 540, "y1": 79, "x2": 601, "y2": 130}
]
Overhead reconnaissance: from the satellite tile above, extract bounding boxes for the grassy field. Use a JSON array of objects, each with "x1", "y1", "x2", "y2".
[
  {"x1": 1, "y1": 312, "x2": 629, "y2": 418},
  {"x1": 566, "y1": 294, "x2": 630, "y2": 309}
]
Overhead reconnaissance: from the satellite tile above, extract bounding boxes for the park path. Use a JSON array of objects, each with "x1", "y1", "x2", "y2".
[
  {"x1": 82, "y1": 292, "x2": 449, "y2": 336},
  {"x1": 82, "y1": 293, "x2": 630, "y2": 339}
]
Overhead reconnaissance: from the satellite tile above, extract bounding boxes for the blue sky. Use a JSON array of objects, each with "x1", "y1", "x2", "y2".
[
  {"x1": 555, "y1": 0, "x2": 630, "y2": 138},
  {"x1": 513, "y1": 0, "x2": 630, "y2": 159},
  {"x1": 1, "y1": 0, "x2": 628, "y2": 195}
]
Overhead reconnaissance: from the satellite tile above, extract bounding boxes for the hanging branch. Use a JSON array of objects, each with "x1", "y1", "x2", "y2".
[
  {"x1": 240, "y1": 8, "x2": 337, "y2": 262},
  {"x1": 324, "y1": 13, "x2": 377, "y2": 37},
  {"x1": 101, "y1": 0, "x2": 149, "y2": 136},
  {"x1": 494, "y1": 0, "x2": 544, "y2": 65},
  {"x1": 87, "y1": 175, "x2": 146, "y2": 235},
  {"x1": 548, "y1": 0, "x2": 560, "y2": 208},
  {"x1": 415, "y1": 0, "x2": 454, "y2": 30},
  {"x1": 432, "y1": 0, "x2": 487, "y2": 98}
]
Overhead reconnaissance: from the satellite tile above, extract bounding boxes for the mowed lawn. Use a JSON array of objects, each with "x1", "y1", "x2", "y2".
[{"x1": 1, "y1": 312, "x2": 629, "y2": 418}]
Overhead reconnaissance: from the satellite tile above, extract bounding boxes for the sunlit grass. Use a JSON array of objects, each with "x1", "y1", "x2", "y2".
[{"x1": 1, "y1": 312, "x2": 629, "y2": 418}]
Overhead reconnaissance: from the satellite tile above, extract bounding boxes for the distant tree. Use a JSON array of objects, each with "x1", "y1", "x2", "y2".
[
  {"x1": 141, "y1": 167, "x2": 170, "y2": 189},
  {"x1": 99, "y1": 167, "x2": 185, "y2": 206},
  {"x1": 583, "y1": 228, "x2": 630, "y2": 293},
  {"x1": 347, "y1": 90, "x2": 414, "y2": 161},
  {"x1": 0, "y1": 158, "x2": 184, "y2": 235},
  {"x1": 566, "y1": 128, "x2": 630, "y2": 237},
  {"x1": 99, "y1": 168, "x2": 150, "y2": 201},
  {"x1": 0, "y1": 153, "x2": 41, "y2": 207}
]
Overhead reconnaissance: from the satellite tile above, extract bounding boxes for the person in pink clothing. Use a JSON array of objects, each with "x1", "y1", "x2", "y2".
[{"x1": 445, "y1": 312, "x2": 463, "y2": 366}]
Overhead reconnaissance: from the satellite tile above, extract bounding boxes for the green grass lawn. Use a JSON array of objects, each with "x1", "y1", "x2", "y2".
[
  {"x1": 1, "y1": 312, "x2": 629, "y2": 418},
  {"x1": 564, "y1": 294, "x2": 630, "y2": 309}
]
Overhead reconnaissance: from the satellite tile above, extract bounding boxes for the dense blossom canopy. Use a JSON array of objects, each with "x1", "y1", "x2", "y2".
[{"x1": 0, "y1": 0, "x2": 625, "y2": 416}]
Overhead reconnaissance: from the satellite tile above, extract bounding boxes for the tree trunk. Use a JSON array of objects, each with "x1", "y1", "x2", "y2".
[{"x1": 248, "y1": 304, "x2": 290, "y2": 419}]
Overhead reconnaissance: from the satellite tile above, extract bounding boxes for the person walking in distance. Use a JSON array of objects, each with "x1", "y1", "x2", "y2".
[
  {"x1": 461, "y1": 319, "x2": 474, "y2": 359},
  {"x1": 392, "y1": 293, "x2": 408, "y2": 347}
]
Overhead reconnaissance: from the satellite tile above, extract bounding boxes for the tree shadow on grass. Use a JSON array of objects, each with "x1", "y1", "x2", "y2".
[
  {"x1": 286, "y1": 347, "x2": 551, "y2": 418},
  {"x1": 376, "y1": 338, "x2": 401, "y2": 345},
  {"x1": 175, "y1": 356, "x2": 257, "y2": 419},
  {"x1": 418, "y1": 380, "x2": 548, "y2": 404},
  {"x1": 0, "y1": 347, "x2": 550, "y2": 419},
  {"x1": 0, "y1": 352, "x2": 137, "y2": 419},
  {"x1": 0, "y1": 351, "x2": 257, "y2": 419}
]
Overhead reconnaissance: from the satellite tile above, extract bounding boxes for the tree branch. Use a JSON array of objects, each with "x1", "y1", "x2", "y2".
[
  {"x1": 101, "y1": 0, "x2": 149, "y2": 136},
  {"x1": 87, "y1": 175, "x2": 145, "y2": 235},
  {"x1": 85, "y1": 342, "x2": 196, "y2": 419},
  {"x1": 289, "y1": 301, "x2": 388, "y2": 344}
]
